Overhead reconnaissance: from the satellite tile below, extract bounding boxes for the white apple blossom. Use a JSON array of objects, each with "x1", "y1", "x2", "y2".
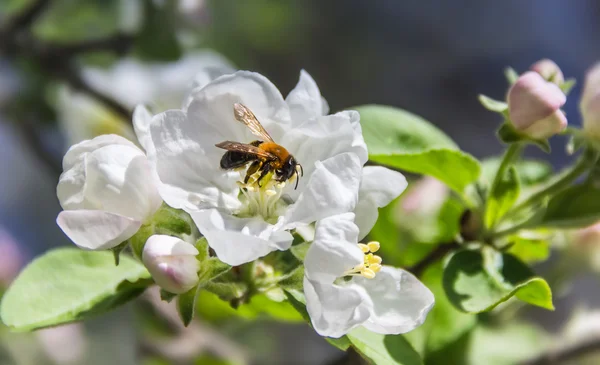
[
  {"x1": 139, "y1": 70, "x2": 405, "y2": 265},
  {"x1": 56, "y1": 51, "x2": 235, "y2": 145},
  {"x1": 303, "y1": 213, "x2": 434, "y2": 338},
  {"x1": 56, "y1": 134, "x2": 162, "y2": 250},
  {"x1": 142, "y1": 235, "x2": 200, "y2": 294}
]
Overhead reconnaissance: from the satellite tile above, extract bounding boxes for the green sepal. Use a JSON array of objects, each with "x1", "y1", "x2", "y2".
[
  {"x1": 478, "y1": 94, "x2": 508, "y2": 113},
  {"x1": 560, "y1": 78, "x2": 576, "y2": 95},
  {"x1": 111, "y1": 241, "x2": 129, "y2": 266},
  {"x1": 497, "y1": 122, "x2": 550, "y2": 153},
  {"x1": 160, "y1": 289, "x2": 177, "y2": 303},
  {"x1": 504, "y1": 67, "x2": 519, "y2": 85}
]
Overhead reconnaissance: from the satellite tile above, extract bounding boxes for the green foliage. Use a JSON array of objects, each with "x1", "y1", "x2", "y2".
[
  {"x1": 134, "y1": 0, "x2": 182, "y2": 61},
  {"x1": 505, "y1": 232, "x2": 551, "y2": 264},
  {"x1": 405, "y1": 263, "x2": 477, "y2": 357},
  {"x1": 485, "y1": 166, "x2": 520, "y2": 228},
  {"x1": 537, "y1": 183, "x2": 600, "y2": 228},
  {"x1": 478, "y1": 95, "x2": 507, "y2": 113},
  {"x1": 496, "y1": 122, "x2": 550, "y2": 152},
  {"x1": 347, "y1": 327, "x2": 422, "y2": 365},
  {"x1": 355, "y1": 105, "x2": 481, "y2": 194},
  {"x1": 0, "y1": 248, "x2": 151, "y2": 331},
  {"x1": 480, "y1": 158, "x2": 552, "y2": 187},
  {"x1": 442, "y1": 249, "x2": 553, "y2": 313}
]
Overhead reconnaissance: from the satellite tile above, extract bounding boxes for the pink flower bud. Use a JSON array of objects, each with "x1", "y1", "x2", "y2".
[
  {"x1": 508, "y1": 71, "x2": 567, "y2": 139},
  {"x1": 142, "y1": 235, "x2": 200, "y2": 294},
  {"x1": 530, "y1": 59, "x2": 564, "y2": 84},
  {"x1": 581, "y1": 63, "x2": 600, "y2": 139}
]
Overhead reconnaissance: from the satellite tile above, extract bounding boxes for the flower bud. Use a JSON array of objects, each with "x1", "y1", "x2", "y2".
[
  {"x1": 580, "y1": 63, "x2": 600, "y2": 139},
  {"x1": 142, "y1": 235, "x2": 200, "y2": 294},
  {"x1": 530, "y1": 59, "x2": 564, "y2": 84},
  {"x1": 508, "y1": 71, "x2": 567, "y2": 139},
  {"x1": 569, "y1": 222, "x2": 600, "y2": 271}
]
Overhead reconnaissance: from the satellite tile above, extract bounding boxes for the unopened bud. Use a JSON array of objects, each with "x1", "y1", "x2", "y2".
[
  {"x1": 508, "y1": 71, "x2": 567, "y2": 139},
  {"x1": 581, "y1": 63, "x2": 600, "y2": 139},
  {"x1": 530, "y1": 59, "x2": 564, "y2": 85},
  {"x1": 142, "y1": 235, "x2": 200, "y2": 294}
]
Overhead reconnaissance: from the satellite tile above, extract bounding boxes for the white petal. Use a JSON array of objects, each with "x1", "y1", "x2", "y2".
[
  {"x1": 286, "y1": 70, "x2": 327, "y2": 121},
  {"x1": 57, "y1": 210, "x2": 141, "y2": 250},
  {"x1": 304, "y1": 213, "x2": 363, "y2": 283},
  {"x1": 62, "y1": 134, "x2": 138, "y2": 171},
  {"x1": 191, "y1": 209, "x2": 293, "y2": 265},
  {"x1": 282, "y1": 152, "x2": 362, "y2": 228},
  {"x1": 304, "y1": 277, "x2": 370, "y2": 338},
  {"x1": 142, "y1": 235, "x2": 200, "y2": 294},
  {"x1": 355, "y1": 167, "x2": 408, "y2": 239},
  {"x1": 84, "y1": 145, "x2": 157, "y2": 221},
  {"x1": 149, "y1": 110, "x2": 240, "y2": 212},
  {"x1": 353, "y1": 266, "x2": 435, "y2": 335},
  {"x1": 133, "y1": 104, "x2": 154, "y2": 154}
]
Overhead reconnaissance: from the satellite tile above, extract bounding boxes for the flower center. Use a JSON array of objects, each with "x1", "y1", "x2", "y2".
[
  {"x1": 343, "y1": 241, "x2": 383, "y2": 279},
  {"x1": 235, "y1": 169, "x2": 291, "y2": 222}
]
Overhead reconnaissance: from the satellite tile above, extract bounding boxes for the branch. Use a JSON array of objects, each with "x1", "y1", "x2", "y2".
[
  {"x1": 522, "y1": 338, "x2": 600, "y2": 365},
  {"x1": 407, "y1": 242, "x2": 460, "y2": 277},
  {"x1": 0, "y1": 0, "x2": 51, "y2": 37}
]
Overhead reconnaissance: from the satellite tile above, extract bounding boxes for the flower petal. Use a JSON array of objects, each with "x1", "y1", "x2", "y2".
[
  {"x1": 133, "y1": 104, "x2": 154, "y2": 154},
  {"x1": 191, "y1": 209, "x2": 293, "y2": 265},
  {"x1": 355, "y1": 166, "x2": 408, "y2": 240},
  {"x1": 282, "y1": 152, "x2": 362, "y2": 228},
  {"x1": 57, "y1": 210, "x2": 141, "y2": 250},
  {"x1": 352, "y1": 266, "x2": 435, "y2": 335},
  {"x1": 304, "y1": 213, "x2": 363, "y2": 283},
  {"x1": 149, "y1": 110, "x2": 240, "y2": 212},
  {"x1": 286, "y1": 70, "x2": 327, "y2": 121},
  {"x1": 304, "y1": 277, "x2": 371, "y2": 338},
  {"x1": 62, "y1": 134, "x2": 138, "y2": 171}
]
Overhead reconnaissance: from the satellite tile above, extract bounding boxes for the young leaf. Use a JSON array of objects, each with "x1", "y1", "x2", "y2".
[
  {"x1": 478, "y1": 95, "x2": 508, "y2": 112},
  {"x1": 355, "y1": 105, "x2": 481, "y2": 194},
  {"x1": 480, "y1": 158, "x2": 552, "y2": 187},
  {"x1": 537, "y1": 183, "x2": 600, "y2": 228},
  {"x1": 506, "y1": 233, "x2": 551, "y2": 264},
  {"x1": 442, "y1": 250, "x2": 554, "y2": 313},
  {"x1": 485, "y1": 166, "x2": 520, "y2": 228},
  {"x1": 504, "y1": 67, "x2": 519, "y2": 85},
  {"x1": 0, "y1": 248, "x2": 151, "y2": 331},
  {"x1": 347, "y1": 327, "x2": 422, "y2": 365}
]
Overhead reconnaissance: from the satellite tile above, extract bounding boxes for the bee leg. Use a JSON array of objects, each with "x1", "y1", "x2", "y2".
[
  {"x1": 256, "y1": 163, "x2": 273, "y2": 188},
  {"x1": 244, "y1": 160, "x2": 262, "y2": 184}
]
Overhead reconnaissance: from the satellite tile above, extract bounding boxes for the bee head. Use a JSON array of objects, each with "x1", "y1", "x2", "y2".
[{"x1": 276, "y1": 156, "x2": 302, "y2": 188}]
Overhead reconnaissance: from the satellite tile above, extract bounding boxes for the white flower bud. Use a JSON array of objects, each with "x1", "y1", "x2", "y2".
[
  {"x1": 530, "y1": 59, "x2": 564, "y2": 85},
  {"x1": 142, "y1": 235, "x2": 200, "y2": 294},
  {"x1": 508, "y1": 71, "x2": 567, "y2": 139},
  {"x1": 581, "y1": 63, "x2": 600, "y2": 139}
]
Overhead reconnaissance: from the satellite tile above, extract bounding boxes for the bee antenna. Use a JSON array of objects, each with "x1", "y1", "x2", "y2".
[
  {"x1": 298, "y1": 164, "x2": 304, "y2": 177},
  {"x1": 294, "y1": 169, "x2": 300, "y2": 190}
]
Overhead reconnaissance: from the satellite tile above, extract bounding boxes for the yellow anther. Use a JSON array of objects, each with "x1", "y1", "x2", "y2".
[
  {"x1": 362, "y1": 268, "x2": 376, "y2": 279},
  {"x1": 265, "y1": 189, "x2": 277, "y2": 196},
  {"x1": 358, "y1": 243, "x2": 369, "y2": 253},
  {"x1": 370, "y1": 264, "x2": 382, "y2": 273},
  {"x1": 246, "y1": 185, "x2": 255, "y2": 192},
  {"x1": 367, "y1": 241, "x2": 380, "y2": 253},
  {"x1": 368, "y1": 254, "x2": 382, "y2": 265},
  {"x1": 276, "y1": 182, "x2": 286, "y2": 189}
]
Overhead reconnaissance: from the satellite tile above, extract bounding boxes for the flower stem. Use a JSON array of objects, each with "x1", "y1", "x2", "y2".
[{"x1": 489, "y1": 143, "x2": 523, "y2": 196}]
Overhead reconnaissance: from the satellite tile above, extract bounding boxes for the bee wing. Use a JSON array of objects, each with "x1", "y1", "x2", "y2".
[
  {"x1": 233, "y1": 103, "x2": 275, "y2": 142},
  {"x1": 215, "y1": 141, "x2": 276, "y2": 159}
]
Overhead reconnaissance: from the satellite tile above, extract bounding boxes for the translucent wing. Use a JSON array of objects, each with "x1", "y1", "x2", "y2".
[
  {"x1": 233, "y1": 103, "x2": 274, "y2": 142},
  {"x1": 215, "y1": 141, "x2": 275, "y2": 159}
]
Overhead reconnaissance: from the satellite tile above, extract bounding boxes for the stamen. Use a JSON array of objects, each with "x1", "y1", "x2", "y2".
[
  {"x1": 265, "y1": 189, "x2": 277, "y2": 196},
  {"x1": 276, "y1": 182, "x2": 286, "y2": 189},
  {"x1": 343, "y1": 242, "x2": 384, "y2": 279}
]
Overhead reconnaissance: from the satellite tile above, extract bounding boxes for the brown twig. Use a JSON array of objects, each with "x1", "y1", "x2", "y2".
[
  {"x1": 407, "y1": 242, "x2": 460, "y2": 277},
  {"x1": 522, "y1": 338, "x2": 600, "y2": 365}
]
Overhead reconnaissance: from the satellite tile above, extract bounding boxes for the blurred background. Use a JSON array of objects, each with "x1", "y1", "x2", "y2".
[{"x1": 2, "y1": 0, "x2": 600, "y2": 364}]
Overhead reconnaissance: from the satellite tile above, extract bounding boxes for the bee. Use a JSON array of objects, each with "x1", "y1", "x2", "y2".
[{"x1": 216, "y1": 103, "x2": 303, "y2": 189}]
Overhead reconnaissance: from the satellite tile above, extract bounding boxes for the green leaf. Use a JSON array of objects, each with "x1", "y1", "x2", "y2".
[
  {"x1": 372, "y1": 150, "x2": 480, "y2": 194},
  {"x1": 347, "y1": 327, "x2": 422, "y2": 365},
  {"x1": 177, "y1": 287, "x2": 197, "y2": 326},
  {"x1": 442, "y1": 250, "x2": 554, "y2": 313},
  {"x1": 485, "y1": 166, "x2": 520, "y2": 228},
  {"x1": 478, "y1": 95, "x2": 508, "y2": 112},
  {"x1": 134, "y1": 0, "x2": 182, "y2": 61},
  {"x1": 129, "y1": 224, "x2": 154, "y2": 260},
  {"x1": 277, "y1": 265, "x2": 304, "y2": 291},
  {"x1": 355, "y1": 105, "x2": 480, "y2": 194},
  {"x1": 0, "y1": 248, "x2": 151, "y2": 331},
  {"x1": 504, "y1": 67, "x2": 519, "y2": 85},
  {"x1": 290, "y1": 241, "x2": 311, "y2": 261},
  {"x1": 506, "y1": 232, "x2": 551, "y2": 264},
  {"x1": 537, "y1": 183, "x2": 600, "y2": 228},
  {"x1": 480, "y1": 158, "x2": 552, "y2": 187},
  {"x1": 152, "y1": 205, "x2": 192, "y2": 236},
  {"x1": 405, "y1": 263, "x2": 477, "y2": 356}
]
